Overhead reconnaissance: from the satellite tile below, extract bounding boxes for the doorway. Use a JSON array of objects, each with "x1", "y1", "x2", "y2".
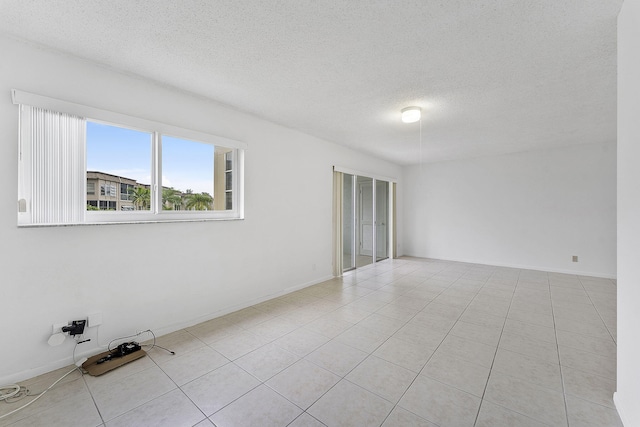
[{"x1": 341, "y1": 173, "x2": 391, "y2": 273}]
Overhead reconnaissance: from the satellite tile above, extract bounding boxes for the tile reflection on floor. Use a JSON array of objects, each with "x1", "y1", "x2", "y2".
[{"x1": 0, "y1": 257, "x2": 621, "y2": 426}]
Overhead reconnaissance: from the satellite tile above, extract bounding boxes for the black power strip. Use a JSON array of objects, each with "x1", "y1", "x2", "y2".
[{"x1": 96, "y1": 342, "x2": 142, "y2": 364}]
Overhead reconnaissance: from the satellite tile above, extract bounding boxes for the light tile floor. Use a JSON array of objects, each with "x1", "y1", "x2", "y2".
[{"x1": 0, "y1": 257, "x2": 622, "y2": 427}]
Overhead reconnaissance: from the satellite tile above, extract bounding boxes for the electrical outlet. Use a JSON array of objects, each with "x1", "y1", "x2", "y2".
[
  {"x1": 62, "y1": 319, "x2": 86, "y2": 336},
  {"x1": 572, "y1": 255, "x2": 579, "y2": 262}
]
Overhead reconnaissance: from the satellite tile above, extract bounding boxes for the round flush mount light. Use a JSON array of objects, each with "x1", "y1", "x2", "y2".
[{"x1": 401, "y1": 106, "x2": 421, "y2": 123}]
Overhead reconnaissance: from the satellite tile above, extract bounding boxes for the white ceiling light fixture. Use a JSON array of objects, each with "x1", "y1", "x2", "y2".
[{"x1": 401, "y1": 106, "x2": 421, "y2": 123}]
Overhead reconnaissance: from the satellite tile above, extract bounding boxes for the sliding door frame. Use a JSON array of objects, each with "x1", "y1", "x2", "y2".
[{"x1": 333, "y1": 166, "x2": 397, "y2": 276}]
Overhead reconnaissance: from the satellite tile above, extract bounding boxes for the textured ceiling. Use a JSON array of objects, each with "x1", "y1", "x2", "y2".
[{"x1": 0, "y1": 1, "x2": 623, "y2": 165}]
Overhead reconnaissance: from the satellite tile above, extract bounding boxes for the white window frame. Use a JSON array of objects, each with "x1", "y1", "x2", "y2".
[{"x1": 13, "y1": 89, "x2": 246, "y2": 226}]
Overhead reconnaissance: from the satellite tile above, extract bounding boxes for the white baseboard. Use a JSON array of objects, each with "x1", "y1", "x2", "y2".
[
  {"x1": 613, "y1": 392, "x2": 629, "y2": 426},
  {"x1": 402, "y1": 254, "x2": 617, "y2": 280}
]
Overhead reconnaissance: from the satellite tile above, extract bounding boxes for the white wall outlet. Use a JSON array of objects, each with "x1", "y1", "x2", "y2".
[
  {"x1": 87, "y1": 312, "x2": 102, "y2": 327},
  {"x1": 52, "y1": 322, "x2": 67, "y2": 334}
]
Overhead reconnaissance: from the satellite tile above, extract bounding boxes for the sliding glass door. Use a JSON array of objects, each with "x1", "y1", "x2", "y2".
[
  {"x1": 376, "y1": 180, "x2": 389, "y2": 262},
  {"x1": 342, "y1": 173, "x2": 390, "y2": 272},
  {"x1": 342, "y1": 174, "x2": 355, "y2": 271}
]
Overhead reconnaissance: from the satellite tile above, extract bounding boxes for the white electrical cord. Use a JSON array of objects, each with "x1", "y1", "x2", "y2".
[
  {"x1": 0, "y1": 384, "x2": 21, "y2": 401},
  {"x1": 0, "y1": 358, "x2": 86, "y2": 421}
]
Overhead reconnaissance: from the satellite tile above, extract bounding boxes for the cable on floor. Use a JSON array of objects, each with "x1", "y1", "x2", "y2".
[
  {"x1": 107, "y1": 329, "x2": 174, "y2": 355},
  {"x1": 0, "y1": 358, "x2": 86, "y2": 421}
]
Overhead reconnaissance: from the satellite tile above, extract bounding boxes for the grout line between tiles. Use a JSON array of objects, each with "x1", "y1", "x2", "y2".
[
  {"x1": 549, "y1": 272, "x2": 572, "y2": 427},
  {"x1": 470, "y1": 268, "x2": 519, "y2": 427}
]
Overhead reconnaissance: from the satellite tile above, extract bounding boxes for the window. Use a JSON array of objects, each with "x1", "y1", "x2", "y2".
[
  {"x1": 14, "y1": 89, "x2": 245, "y2": 226},
  {"x1": 224, "y1": 151, "x2": 233, "y2": 210},
  {"x1": 87, "y1": 122, "x2": 152, "y2": 212}
]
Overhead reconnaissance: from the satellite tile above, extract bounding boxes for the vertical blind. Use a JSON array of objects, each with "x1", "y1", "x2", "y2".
[{"x1": 20, "y1": 106, "x2": 86, "y2": 225}]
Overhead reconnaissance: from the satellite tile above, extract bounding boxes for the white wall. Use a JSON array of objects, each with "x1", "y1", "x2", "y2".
[
  {"x1": 615, "y1": 0, "x2": 640, "y2": 425},
  {"x1": 0, "y1": 36, "x2": 403, "y2": 384},
  {"x1": 403, "y1": 143, "x2": 616, "y2": 277}
]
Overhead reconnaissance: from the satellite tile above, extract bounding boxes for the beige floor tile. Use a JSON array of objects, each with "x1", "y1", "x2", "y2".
[
  {"x1": 308, "y1": 380, "x2": 394, "y2": 427},
  {"x1": 503, "y1": 319, "x2": 556, "y2": 344},
  {"x1": 375, "y1": 303, "x2": 420, "y2": 322},
  {"x1": 327, "y1": 306, "x2": 372, "y2": 323},
  {"x1": 356, "y1": 313, "x2": 406, "y2": 336},
  {"x1": 559, "y1": 345, "x2": 616, "y2": 379},
  {"x1": 394, "y1": 322, "x2": 447, "y2": 348},
  {"x1": 409, "y1": 311, "x2": 457, "y2": 333},
  {"x1": 304, "y1": 340, "x2": 368, "y2": 377},
  {"x1": 280, "y1": 306, "x2": 327, "y2": 326},
  {"x1": 475, "y1": 400, "x2": 548, "y2": 427},
  {"x1": 466, "y1": 299, "x2": 510, "y2": 317},
  {"x1": 565, "y1": 395, "x2": 623, "y2": 427},
  {"x1": 449, "y1": 320, "x2": 502, "y2": 346},
  {"x1": 498, "y1": 331, "x2": 559, "y2": 364},
  {"x1": 555, "y1": 316, "x2": 612, "y2": 340},
  {"x1": 507, "y1": 308, "x2": 555, "y2": 328},
  {"x1": 508, "y1": 300, "x2": 552, "y2": 317},
  {"x1": 106, "y1": 389, "x2": 204, "y2": 427},
  {"x1": 158, "y1": 345, "x2": 229, "y2": 386},
  {"x1": 303, "y1": 316, "x2": 354, "y2": 338},
  {"x1": 422, "y1": 350, "x2": 490, "y2": 397},
  {"x1": 433, "y1": 294, "x2": 472, "y2": 307},
  {"x1": 422, "y1": 301, "x2": 466, "y2": 319},
  {"x1": 272, "y1": 328, "x2": 330, "y2": 357},
  {"x1": 387, "y1": 294, "x2": 431, "y2": 310},
  {"x1": 436, "y1": 334, "x2": 497, "y2": 368},
  {"x1": 144, "y1": 330, "x2": 206, "y2": 364},
  {"x1": 373, "y1": 336, "x2": 436, "y2": 372},
  {"x1": 398, "y1": 375, "x2": 481, "y2": 427},
  {"x1": 89, "y1": 365, "x2": 176, "y2": 421},
  {"x1": 187, "y1": 319, "x2": 243, "y2": 344},
  {"x1": 555, "y1": 330, "x2": 616, "y2": 358},
  {"x1": 266, "y1": 359, "x2": 339, "y2": 409},
  {"x1": 364, "y1": 289, "x2": 399, "y2": 303},
  {"x1": 484, "y1": 371, "x2": 567, "y2": 426},
  {"x1": 246, "y1": 317, "x2": 300, "y2": 341},
  {"x1": 181, "y1": 363, "x2": 260, "y2": 416},
  {"x1": 333, "y1": 324, "x2": 389, "y2": 353},
  {"x1": 210, "y1": 385, "x2": 301, "y2": 427},
  {"x1": 288, "y1": 413, "x2": 327, "y2": 427},
  {"x1": 553, "y1": 300, "x2": 600, "y2": 317},
  {"x1": 345, "y1": 296, "x2": 388, "y2": 312},
  {"x1": 356, "y1": 279, "x2": 388, "y2": 291},
  {"x1": 252, "y1": 298, "x2": 299, "y2": 315},
  {"x1": 459, "y1": 309, "x2": 506, "y2": 329},
  {"x1": 8, "y1": 391, "x2": 102, "y2": 427},
  {"x1": 345, "y1": 355, "x2": 417, "y2": 403},
  {"x1": 492, "y1": 348, "x2": 562, "y2": 392},
  {"x1": 222, "y1": 306, "x2": 275, "y2": 329},
  {"x1": 234, "y1": 342, "x2": 299, "y2": 381},
  {"x1": 209, "y1": 330, "x2": 269, "y2": 360},
  {"x1": 562, "y1": 366, "x2": 616, "y2": 408},
  {"x1": 0, "y1": 368, "x2": 87, "y2": 423},
  {"x1": 381, "y1": 407, "x2": 437, "y2": 427},
  {"x1": 307, "y1": 299, "x2": 345, "y2": 313}
]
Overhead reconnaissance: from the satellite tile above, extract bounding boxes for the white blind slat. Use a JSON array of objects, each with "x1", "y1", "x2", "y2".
[{"x1": 28, "y1": 107, "x2": 85, "y2": 225}]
